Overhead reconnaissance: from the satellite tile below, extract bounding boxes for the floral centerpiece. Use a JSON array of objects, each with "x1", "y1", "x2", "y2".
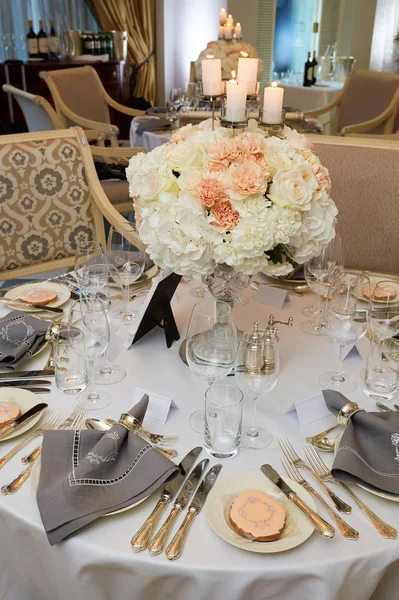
[
  {"x1": 194, "y1": 39, "x2": 262, "y2": 81},
  {"x1": 126, "y1": 120, "x2": 337, "y2": 290}
]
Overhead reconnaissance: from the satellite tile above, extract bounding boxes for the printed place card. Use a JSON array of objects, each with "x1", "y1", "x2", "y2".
[
  {"x1": 286, "y1": 393, "x2": 335, "y2": 428},
  {"x1": 132, "y1": 387, "x2": 178, "y2": 424},
  {"x1": 255, "y1": 285, "x2": 289, "y2": 309}
]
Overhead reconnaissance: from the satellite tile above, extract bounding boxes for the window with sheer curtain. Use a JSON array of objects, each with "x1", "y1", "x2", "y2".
[
  {"x1": 370, "y1": 0, "x2": 399, "y2": 72},
  {"x1": 0, "y1": 0, "x2": 97, "y2": 62}
]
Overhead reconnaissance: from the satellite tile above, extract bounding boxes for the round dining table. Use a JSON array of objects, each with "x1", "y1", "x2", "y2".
[{"x1": 0, "y1": 277, "x2": 398, "y2": 600}]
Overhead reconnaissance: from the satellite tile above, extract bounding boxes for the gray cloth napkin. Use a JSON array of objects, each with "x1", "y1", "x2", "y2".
[
  {"x1": 145, "y1": 106, "x2": 167, "y2": 115},
  {"x1": 37, "y1": 396, "x2": 179, "y2": 545},
  {"x1": 135, "y1": 118, "x2": 171, "y2": 134},
  {"x1": 324, "y1": 390, "x2": 399, "y2": 495},
  {"x1": 0, "y1": 311, "x2": 50, "y2": 370}
]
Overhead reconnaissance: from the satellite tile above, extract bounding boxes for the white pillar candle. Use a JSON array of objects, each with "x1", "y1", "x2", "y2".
[
  {"x1": 223, "y1": 26, "x2": 233, "y2": 40},
  {"x1": 262, "y1": 81, "x2": 284, "y2": 123},
  {"x1": 218, "y1": 25, "x2": 224, "y2": 39},
  {"x1": 226, "y1": 14, "x2": 234, "y2": 27},
  {"x1": 234, "y1": 23, "x2": 242, "y2": 39},
  {"x1": 225, "y1": 81, "x2": 247, "y2": 122},
  {"x1": 201, "y1": 58, "x2": 223, "y2": 96},
  {"x1": 237, "y1": 57, "x2": 258, "y2": 94},
  {"x1": 220, "y1": 8, "x2": 227, "y2": 25}
]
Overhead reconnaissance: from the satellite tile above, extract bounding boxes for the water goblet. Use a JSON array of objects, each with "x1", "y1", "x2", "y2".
[
  {"x1": 74, "y1": 240, "x2": 104, "y2": 285},
  {"x1": 55, "y1": 330, "x2": 88, "y2": 395}
]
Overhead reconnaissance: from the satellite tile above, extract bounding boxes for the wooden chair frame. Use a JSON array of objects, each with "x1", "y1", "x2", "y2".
[
  {"x1": 305, "y1": 70, "x2": 399, "y2": 135},
  {"x1": 40, "y1": 66, "x2": 144, "y2": 147},
  {"x1": 0, "y1": 127, "x2": 138, "y2": 281}
]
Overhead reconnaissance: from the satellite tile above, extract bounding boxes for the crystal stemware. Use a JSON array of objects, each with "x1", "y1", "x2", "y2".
[
  {"x1": 319, "y1": 271, "x2": 369, "y2": 392},
  {"x1": 367, "y1": 281, "x2": 399, "y2": 377},
  {"x1": 235, "y1": 323, "x2": 279, "y2": 449},
  {"x1": 186, "y1": 300, "x2": 237, "y2": 433},
  {"x1": 68, "y1": 298, "x2": 112, "y2": 410},
  {"x1": 107, "y1": 225, "x2": 145, "y2": 324},
  {"x1": 74, "y1": 241, "x2": 104, "y2": 285}
]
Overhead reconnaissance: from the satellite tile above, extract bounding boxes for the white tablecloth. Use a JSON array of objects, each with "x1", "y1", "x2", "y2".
[
  {"x1": 1, "y1": 281, "x2": 398, "y2": 600},
  {"x1": 130, "y1": 119, "x2": 171, "y2": 151},
  {"x1": 281, "y1": 82, "x2": 344, "y2": 134}
]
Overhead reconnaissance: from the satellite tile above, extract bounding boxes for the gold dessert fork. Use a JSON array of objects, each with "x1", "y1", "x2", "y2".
[{"x1": 304, "y1": 446, "x2": 397, "y2": 539}]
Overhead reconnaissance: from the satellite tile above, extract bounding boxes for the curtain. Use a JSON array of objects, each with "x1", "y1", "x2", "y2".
[
  {"x1": 370, "y1": 0, "x2": 399, "y2": 72},
  {"x1": 0, "y1": 0, "x2": 97, "y2": 62},
  {"x1": 91, "y1": 0, "x2": 156, "y2": 104}
]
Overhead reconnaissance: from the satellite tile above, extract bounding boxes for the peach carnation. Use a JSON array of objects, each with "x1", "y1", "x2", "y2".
[
  {"x1": 206, "y1": 140, "x2": 240, "y2": 172},
  {"x1": 210, "y1": 200, "x2": 240, "y2": 232},
  {"x1": 170, "y1": 123, "x2": 194, "y2": 143},
  {"x1": 225, "y1": 161, "x2": 267, "y2": 200},
  {"x1": 195, "y1": 177, "x2": 226, "y2": 208},
  {"x1": 237, "y1": 132, "x2": 266, "y2": 155},
  {"x1": 315, "y1": 166, "x2": 332, "y2": 194}
]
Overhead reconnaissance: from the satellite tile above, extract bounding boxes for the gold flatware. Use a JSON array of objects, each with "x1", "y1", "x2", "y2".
[
  {"x1": 249, "y1": 282, "x2": 304, "y2": 297},
  {"x1": 1, "y1": 413, "x2": 86, "y2": 495},
  {"x1": 0, "y1": 297, "x2": 64, "y2": 313},
  {"x1": 376, "y1": 402, "x2": 392, "y2": 412},
  {"x1": 278, "y1": 438, "x2": 352, "y2": 513},
  {"x1": 0, "y1": 402, "x2": 47, "y2": 440},
  {"x1": 282, "y1": 459, "x2": 359, "y2": 540},
  {"x1": 118, "y1": 416, "x2": 178, "y2": 460},
  {"x1": 307, "y1": 435, "x2": 338, "y2": 452},
  {"x1": 305, "y1": 400, "x2": 361, "y2": 448},
  {"x1": 131, "y1": 446, "x2": 202, "y2": 552},
  {"x1": 304, "y1": 446, "x2": 397, "y2": 539},
  {"x1": 149, "y1": 458, "x2": 208, "y2": 555},
  {"x1": 0, "y1": 409, "x2": 62, "y2": 470},
  {"x1": 166, "y1": 464, "x2": 222, "y2": 560},
  {"x1": 104, "y1": 418, "x2": 177, "y2": 445},
  {"x1": 251, "y1": 279, "x2": 309, "y2": 293}
]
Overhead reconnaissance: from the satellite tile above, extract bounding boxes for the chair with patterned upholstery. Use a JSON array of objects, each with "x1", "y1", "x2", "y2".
[
  {"x1": 0, "y1": 127, "x2": 139, "y2": 281},
  {"x1": 40, "y1": 66, "x2": 144, "y2": 147},
  {"x1": 308, "y1": 134, "x2": 399, "y2": 274},
  {"x1": 306, "y1": 69, "x2": 399, "y2": 136}
]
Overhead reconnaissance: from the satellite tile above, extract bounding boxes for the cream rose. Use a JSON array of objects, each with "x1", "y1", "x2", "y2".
[{"x1": 268, "y1": 168, "x2": 314, "y2": 211}]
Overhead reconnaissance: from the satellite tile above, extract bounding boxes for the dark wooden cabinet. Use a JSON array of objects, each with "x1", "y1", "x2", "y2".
[{"x1": 0, "y1": 60, "x2": 132, "y2": 138}]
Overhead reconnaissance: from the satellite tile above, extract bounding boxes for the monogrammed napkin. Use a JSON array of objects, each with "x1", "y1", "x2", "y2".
[
  {"x1": 0, "y1": 311, "x2": 49, "y2": 369},
  {"x1": 37, "y1": 396, "x2": 178, "y2": 544}
]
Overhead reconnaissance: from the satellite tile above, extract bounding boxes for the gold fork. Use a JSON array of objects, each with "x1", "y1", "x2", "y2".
[
  {"x1": 1, "y1": 413, "x2": 86, "y2": 495},
  {"x1": 21, "y1": 399, "x2": 89, "y2": 464},
  {"x1": 278, "y1": 438, "x2": 352, "y2": 513},
  {"x1": 304, "y1": 446, "x2": 397, "y2": 539},
  {"x1": 282, "y1": 459, "x2": 359, "y2": 540},
  {"x1": 0, "y1": 410, "x2": 63, "y2": 470}
]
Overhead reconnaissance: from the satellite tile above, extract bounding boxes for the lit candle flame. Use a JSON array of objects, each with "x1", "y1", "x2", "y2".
[
  {"x1": 206, "y1": 54, "x2": 214, "y2": 59},
  {"x1": 271, "y1": 81, "x2": 278, "y2": 88},
  {"x1": 231, "y1": 70, "x2": 236, "y2": 80},
  {"x1": 228, "y1": 14, "x2": 232, "y2": 18},
  {"x1": 240, "y1": 50, "x2": 249, "y2": 58}
]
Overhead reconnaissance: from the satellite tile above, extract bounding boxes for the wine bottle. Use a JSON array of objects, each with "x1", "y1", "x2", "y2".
[
  {"x1": 86, "y1": 33, "x2": 95, "y2": 55},
  {"x1": 49, "y1": 20, "x2": 59, "y2": 58},
  {"x1": 27, "y1": 20, "x2": 39, "y2": 59},
  {"x1": 106, "y1": 33, "x2": 114, "y2": 59},
  {"x1": 37, "y1": 20, "x2": 48, "y2": 59},
  {"x1": 94, "y1": 34, "x2": 101, "y2": 55},
  {"x1": 303, "y1": 52, "x2": 313, "y2": 87},
  {"x1": 312, "y1": 51, "x2": 318, "y2": 85}
]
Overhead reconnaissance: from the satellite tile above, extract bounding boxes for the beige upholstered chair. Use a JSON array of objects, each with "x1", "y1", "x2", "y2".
[
  {"x1": 306, "y1": 69, "x2": 399, "y2": 136},
  {"x1": 308, "y1": 135, "x2": 399, "y2": 274},
  {"x1": 40, "y1": 66, "x2": 144, "y2": 147},
  {"x1": 0, "y1": 127, "x2": 138, "y2": 281},
  {"x1": 2, "y1": 84, "x2": 63, "y2": 131}
]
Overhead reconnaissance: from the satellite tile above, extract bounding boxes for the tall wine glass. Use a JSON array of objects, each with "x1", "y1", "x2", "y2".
[
  {"x1": 81, "y1": 264, "x2": 126, "y2": 385},
  {"x1": 74, "y1": 241, "x2": 104, "y2": 285},
  {"x1": 235, "y1": 324, "x2": 279, "y2": 449},
  {"x1": 170, "y1": 87, "x2": 183, "y2": 109},
  {"x1": 68, "y1": 298, "x2": 111, "y2": 410},
  {"x1": 186, "y1": 300, "x2": 237, "y2": 433},
  {"x1": 319, "y1": 270, "x2": 369, "y2": 392},
  {"x1": 367, "y1": 281, "x2": 399, "y2": 376},
  {"x1": 107, "y1": 226, "x2": 145, "y2": 323}
]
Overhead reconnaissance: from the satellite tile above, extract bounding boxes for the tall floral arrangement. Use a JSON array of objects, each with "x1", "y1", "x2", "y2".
[
  {"x1": 194, "y1": 39, "x2": 262, "y2": 81},
  {"x1": 126, "y1": 120, "x2": 337, "y2": 277}
]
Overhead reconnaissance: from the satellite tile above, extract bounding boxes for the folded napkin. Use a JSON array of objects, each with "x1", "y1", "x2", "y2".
[
  {"x1": 37, "y1": 396, "x2": 179, "y2": 544},
  {"x1": 0, "y1": 311, "x2": 50, "y2": 370},
  {"x1": 324, "y1": 390, "x2": 399, "y2": 495},
  {"x1": 145, "y1": 106, "x2": 167, "y2": 115},
  {"x1": 135, "y1": 118, "x2": 171, "y2": 134}
]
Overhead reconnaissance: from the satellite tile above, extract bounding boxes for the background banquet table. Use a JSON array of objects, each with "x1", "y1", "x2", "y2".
[
  {"x1": 129, "y1": 118, "x2": 171, "y2": 151},
  {"x1": 1, "y1": 279, "x2": 399, "y2": 600}
]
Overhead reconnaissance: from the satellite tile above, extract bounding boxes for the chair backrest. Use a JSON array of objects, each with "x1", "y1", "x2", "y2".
[
  {"x1": 337, "y1": 69, "x2": 399, "y2": 134},
  {"x1": 40, "y1": 66, "x2": 111, "y2": 127},
  {"x1": 2, "y1": 84, "x2": 63, "y2": 132},
  {"x1": 0, "y1": 128, "x2": 135, "y2": 281},
  {"x1": 308, "y1": 135, "x2": 399, "y2": 274}
]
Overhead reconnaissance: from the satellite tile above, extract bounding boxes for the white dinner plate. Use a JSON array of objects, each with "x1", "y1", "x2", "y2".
[
  {"x1": 5, "y1": 282, "x2": 71, "y2": 312},
  {"x1": 352, "y1": 276, "x2": 399, "y2": 305},
  {"x1": 0, "y1": 388, "x2": 46, "y2": 441},
  {"x1": 206, "y1": 470, "x2": 316, "y2": 553},
  {"x1": 30, "y1": 456, "x2": 149, "y2": 515},
  {"x1": 334, "y1": 434, "x2": 399, "y2": 503}
]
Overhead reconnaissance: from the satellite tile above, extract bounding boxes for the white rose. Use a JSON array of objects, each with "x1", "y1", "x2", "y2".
[
  {"x1": 283, "y1": 126, "x2": 314, "y2": 151},
  {"x1": 132, "y1": 165, "x2": 177, "y2": 201},
  {"x1": 177, "y1": 168, "x2": 203, "y2": 192},
  {"x1": 268, "y1": 168, "x2": 314, "y2": 211},
  {"x1": 264, "y1": 138, "x2": 295, "y2": 173},
  {"x1": 165, "y1": 139, "x2": 203, "y2": 170}
]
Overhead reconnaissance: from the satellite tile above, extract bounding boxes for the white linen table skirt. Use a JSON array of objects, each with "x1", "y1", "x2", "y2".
[
  {"x1": 130, "y1": 119, "x2": 171, "y2": 151},
  {"x1": 0, "y1": 279, "x2": 398, "y2": 600}
]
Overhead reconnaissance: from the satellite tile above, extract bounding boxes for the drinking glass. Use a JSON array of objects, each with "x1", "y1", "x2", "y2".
[
  {"x1": 235, "y1": 326, "x2": 279, "y2": 449},
  {"x1": 74, "y1": 241, "x2": 104, "y2": 285},
  {"x1": 170, "y1": 87, "x2": 183, "y2": 108},
  {"x1": 107, "y1": 225, "x2": 145, "y2": 323},
  {"x1": 364, "y1": 340, "x2": 399, "y2": 402},
  {"x1": 204, "y1": 383, "x2": 243, "y2": 459},
  {"x1": 68, "y1": 298, "x2": 111, "y2": 409},
  {"x1": 186, "y1": 300, "x2": 237, "y2": 433},
  {"x1": 55, "y1": 331, "x2": 88, "y2": 394},
  {"x1": 165, "y1": 102, "x2": 180, "y2": 128},
  {"x1": 319, "y1": 271, "x2": 369, "y2": 392},
  {"x1": 81, "y1": 264, "x2": 126, "y2": 384}
]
